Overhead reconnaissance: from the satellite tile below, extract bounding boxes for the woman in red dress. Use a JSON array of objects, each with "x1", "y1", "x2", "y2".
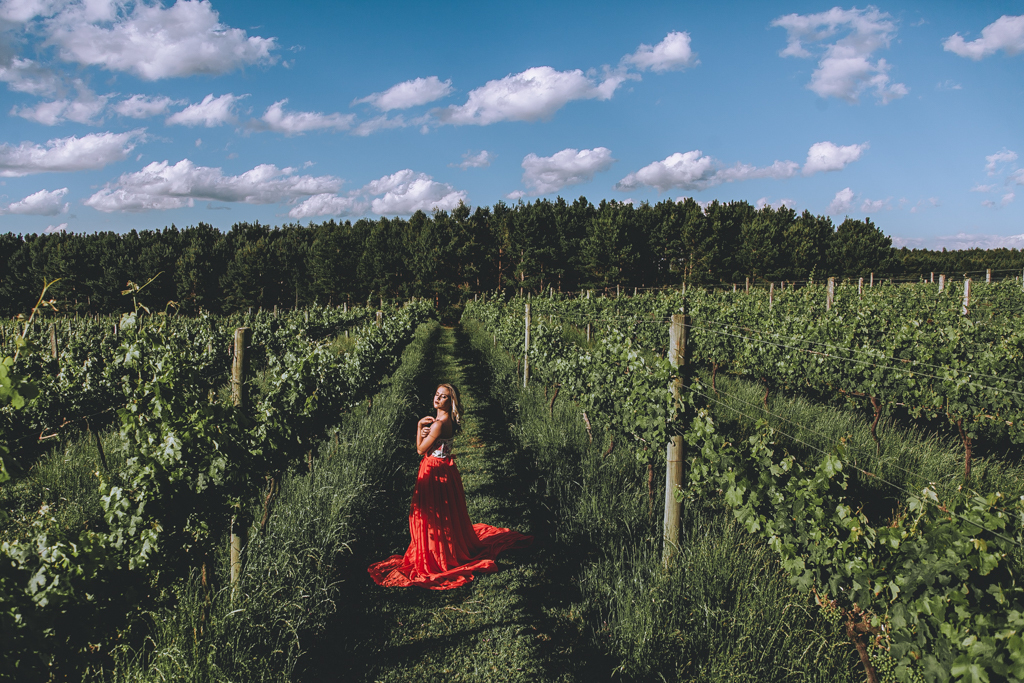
[{"x1": 368, "y1": 383, "x2": 532, "y2": 590}]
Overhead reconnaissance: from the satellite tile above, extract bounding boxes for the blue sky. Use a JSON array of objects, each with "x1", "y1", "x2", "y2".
[{"x1": 0, "y1": 0, "x2": 1021, "y2": 248}]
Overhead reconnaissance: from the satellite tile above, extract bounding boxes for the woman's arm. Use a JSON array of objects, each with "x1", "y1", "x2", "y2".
[{"x1": 416, "y1": 416, "x2": 448, "y2": 455}]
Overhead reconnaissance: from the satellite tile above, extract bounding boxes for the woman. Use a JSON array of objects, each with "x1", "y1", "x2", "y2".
[{"x1": 368, "y1": 383, "x2": 532, "y2": 590}]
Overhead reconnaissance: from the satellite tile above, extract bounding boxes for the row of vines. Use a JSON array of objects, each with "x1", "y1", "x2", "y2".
[
  {"x1": 464, "y1": 283, "x2": 1024, "y2": 682},
  {"x1": 1, "y1": 291, "x2": 433, "y2": 679}
]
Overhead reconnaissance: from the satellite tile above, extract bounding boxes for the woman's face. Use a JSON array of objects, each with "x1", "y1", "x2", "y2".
[{"x1": 433, "y1": 386, "x2": 451, "y2": 411}]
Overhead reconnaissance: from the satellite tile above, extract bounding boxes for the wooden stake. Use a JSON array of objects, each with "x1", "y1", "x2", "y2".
[
  {"x1": 986, "y1": 269, "x2": 992, "y2": 283},
  {"x1": 962, "y1": 279, "x2": 971, "y2": 316},
  {"x1": 523, "y1": 302, "x2": 531, "y2": 388},
  {"x1": 769, "y1": 282, "x2": 774, "y2": 309},
  {"x1": 49, "y1": 324, "x2": 57, "y2": 359},
  {"x1": 663, "y1": 312, "x2": 688, "y2": 565},
  {"x1": 930, "y1": 272, "x2": 934, "y2": 283},
  {"x1": 376, "y1": 311, "x2": 382, "y2": 328},
  {"x1": 826, "y1": 277, "x2": 835, "y2": 312},
  {"x1": 745, "y1": 276, "x2": 750, "y2": 293},
  {"x1": 586, "y1": 322, "x2": 592, "y2": 343},
  {"x1": 230, "y1": 327, "x2": 252, "y2": 589},
  {"x1": 858, "y1": 277, "x2": 864, "y2": 297},
  {"x1": 870, "y1": 273, "x2": 874, "y2": 288},
  {"x1": 939, "y1": 274, "x2": 945, "y2": 293}
]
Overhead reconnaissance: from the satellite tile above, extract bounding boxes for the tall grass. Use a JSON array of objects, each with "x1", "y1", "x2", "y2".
[
  {"x1": 464, "y1": 317, "x2": 861, "y2": 681},
  {"x1": 94, "y1": 320, "x2": 440, "y2": 682}
]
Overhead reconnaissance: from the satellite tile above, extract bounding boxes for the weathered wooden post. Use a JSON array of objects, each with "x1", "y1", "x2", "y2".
[
  {"x1": 523, "y1": 301, "x2": 531, "y2": 388},
  {"x1": 49, "y1": 324, "x2": 57, "y2": 359},
  {"x1": 586, "y1": 322, "x2": 592, "y2": 343},
  {"x1": 230, "y1": 327, "x2": 252, "y2": 590},
  {"x1": 939, "y1": 274, "x2": 946, "y2": 293},
  {"x1": 987, "y1": 269, "x2": 992, "y2": 283},
  {"x1": 663, "y1": 311, "x2": 688, "y2": 565},
  {"x1": 858, "y1": 277, "x2": 864, "y2": 297},
  {"x1": 930, "y1": 272, "x2": 934, "y2": 283},
  {"x1": 826, "y1": 277, "x2": 835, "y2": 312},
  {"x1": 745, "y1": 276, "x2": 750, "y2": 293},
  {"x1": 376, "y1": 311, "x2": 382, "y2": 328},
  {"x1": 870, "y1": 272, "x2": 874, "y2": 288},
  {"x1": 769, "y1": 282, "x2": 774, "y2": 309},
  {"x1": 962, "y1": 279, "x2": 971, "y2": 317}
]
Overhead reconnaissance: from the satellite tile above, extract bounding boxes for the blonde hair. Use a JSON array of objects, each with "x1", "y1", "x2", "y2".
[{"x1": 437, "y1": 383, "x2": 461, "y2": 432}]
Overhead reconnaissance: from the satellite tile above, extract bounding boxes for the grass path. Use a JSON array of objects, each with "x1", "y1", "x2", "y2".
[{"x1": 298, "y1": 325, "x2": 612, "y2": 682}]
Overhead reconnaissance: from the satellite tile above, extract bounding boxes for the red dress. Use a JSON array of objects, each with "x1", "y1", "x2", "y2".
[{"x1": 368, "y1": 438, "x2": 532, "y2": 590}]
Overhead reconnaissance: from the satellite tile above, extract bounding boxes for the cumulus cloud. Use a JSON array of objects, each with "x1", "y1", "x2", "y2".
[
  {"x1": 621, "y1": 31, "x2": 698, "y2": 72},
  {"x1": 11, "y1": 80, "x2": 109, "y2": 124},
  {"x1": 772, "y1": 7, "x2": 907, "y2": 104},
  {"x1": 803, "y1": 141, "x2": 868, "y2": 175},
  {"x1": 505, "y1": 190, "x2": 526, "y2": 201},
  {"x1": 44, "y1": 222, "x2": 68, "y2": 233},
  {"x1": 433, "y1": 66, "x2": 633, "y2": 126},
  {"x1": 0, "y1": 129, "x2": 143, "y2": 176},
  {"x1": 353, "y1": 76, "x2": 453, "y2": 111},
  {"x1": 615, "y1": 150, "x2": 799, "y2": 192},
  {"x1": 0, "y1": 57, "x2": 60, "y2": 96},
  {"x1": 944, "y1": 15, "x2": 1024, "y2": 60},
  {"x1": 113, "y1": 94, "x2": 184, "y2": 118},
  {"x1": 166, "y1": 93, "x2": 245, "y2": 127},
  {"x1": 828, "y1": 187, "x2": 855, "y2": 214},
  {"x1": 45, "y1": 0, "x2": 277, "y2": 80},
  {"x1": 254, "y1": 99, "x2": 354, "y2": 135},
  {"x1": 0, "y1": 186, "x2": 68, "y2": 214},
  {"x1": 985, "y1": 149, "x2": 1017, "y2": 175},
  {"x1": 288, "y1": 168, "x2": 466, "y2": 218},
  {"x1": 451, "y1": 150, "x2": 493, "y2": 169},
  {"x1": 861, "y1": 196, "x2": 892, "y2": 212},
  {"x1": 1010, "y1": 169, "x2": 1024, "y2": 186},
  {"x1": 85, "y1": 159, "x2": 342, "y2": 212},
  {"x1": 520, "y1": 147, "x2": 615, "y2": 195}
]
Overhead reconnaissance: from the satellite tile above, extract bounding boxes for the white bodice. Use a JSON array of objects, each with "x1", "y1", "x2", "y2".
[{"x1": 429, "y1": 437, "x2": 454, "y2": 459}]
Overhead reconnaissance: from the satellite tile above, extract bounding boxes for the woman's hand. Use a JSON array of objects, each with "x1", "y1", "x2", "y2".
[{"x1": 417, "y1": 416, "x2": 435, "y2": 427}]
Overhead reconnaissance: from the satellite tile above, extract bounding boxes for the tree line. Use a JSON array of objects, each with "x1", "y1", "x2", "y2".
[{"x1": 1, "y1": 196, "x2": 1021, "y2": 317}]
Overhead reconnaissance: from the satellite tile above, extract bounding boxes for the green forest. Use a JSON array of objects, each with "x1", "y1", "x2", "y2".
[{"x1": 2, "y1": 196, "x2": 1022, "y2": 317}]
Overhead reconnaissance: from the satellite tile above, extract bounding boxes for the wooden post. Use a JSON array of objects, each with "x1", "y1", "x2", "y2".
[
  {"x1": 930, "y1": 272, "x2": 934, "y2": 284},
  {"x1": 986, "y1": 269, "x2": 992, "y2": 283},
  {"x1": 633, "y1": 287, "x2": 638, "y2": 297},
  {"x1": 939, "y1": 274, "x2": 946, "y2": 293},
  {"x1": 475, "y1": 293, "x2": 478, "y2": 301},
  {"x1": 523, "y1": 302, "x2": 531, "y2": 388},
  {"x1": 769, "y1": 282, "x2": 774, "y2": 309},
  {"x1": 273, "y1": 304, "x2": 278, "y2": 319},
  {"x1": 962, "y1": 279, "x2": 971, "y2": 316},
  {"x1": 663, "y1": 312, "x2": 687, "y2": 565},
  {"x1": 344, "y1": 302, "x2": 348, "y2": 313},
  {"x1": 858, "y1": 277, "x2": 864, "y2": 297},
  {"x1": 380, "y1": 296, "x2": 384, "y2": 310},
  {"x1": 586, "y1": 322, "x2": 592, "y2": 343},
  {"x1": 304, "y1": 310, "x2": 309, "y2": 323},
  {"x1": 616, "y1": 284, "x2": 620, "y2": 298},
  {"x1": 745, "y1": 277, "x2": 750, "y2": 293},
  {"x1": 49, "y1": 324, "x2": 57, "y2": 359},
  {"x1": 733, "y1": 283, "x2": 737, "y2": 292},
  {"x1": 826, "y1": 277, "x2": 835, "y2": 312},
  {"x1": 230, "y1": 327, "x2": 252, "y2": 588},
  {"x1": 376, "y1": 311, "x2": 382, "y2": 328},
  {"x1": 870, "y1": 273, "x2": 874, "y2": 288}
]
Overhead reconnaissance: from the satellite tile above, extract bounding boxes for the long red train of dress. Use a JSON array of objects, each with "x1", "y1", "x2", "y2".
[{"x1": 368, "y1": 439, "x2": 532, "y2": 590}]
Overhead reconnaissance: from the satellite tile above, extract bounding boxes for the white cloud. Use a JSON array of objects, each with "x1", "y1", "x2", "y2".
[
  {"x1": 772, "y1": 7, "x2": 907, "y2": 104},
  {"x1": 985, "y1": 149, "x2": 1017, "y2": 175},
  {"x1": 46, "y1": 0, "x2": 277, "y2": 80},
  {"x1": 902, "y1": 232, "x2": 1024, "y2": 249},
  {"x1": 828, "y1": 187, "x2": 854, "y2": 214},
  {"x1": 350, "y1": 114, "x2": 410, "y2": 137},
  {"x1": 0, "y1": 129, "x2": 143, "y2": 176},
  {"x1": 1002, "y1": 192, "x2": 1015, "y2": 206},
  {"x1": 505, "y1": 190, "x2": 526, "y2": 201},
  {"x1": 756, "y1": 197, "x2": 795, "y2": 210},
  {"x1": 452, "y1": 150, "x2": 493, "y2": 169},
  {"x1": 113, "y1": 94, "x2": 183, "y2": 118},
  {"x1": 353, "y1": 76, "x2": 453, "y2": 111},
  {"x1": 621, "y1": 31, "x2": 698, "y2": 72},
  {"x1": 85, "y1": 159, "x2": 342, "y2": 212},
  {"x1": 0, "y1": 186, "x2": 68, "y2": 214},
  {"x1": 0, "y1": 0, "x2": 67, "y2": 23},
  {"x1": 936, "y1": 79, "x2": 962, "y2": 91},
  {"x1": 1010, "y1": 169, "x2": 1024, "y2": 186},
  {"x1": 289, "y1": 168, "x2": 466, "y2": 218},
  {"x1": 803, "y1": 141, "x2": 868, "y2": 175},
  {"x1": 0, "y1": 57, "x2": 60, "y2": 96},
  {"x1": 971, "y1": 183, "x2": 996, "y2": 193},
  {"x1": 861, "y1": 197, "x2": 891, "y2": 212},
  {"x1": 44, "y1": 222, "x2": 68, "y2": 233},
  {"x1": 11, "y1": 80, "x2": 108, "y2": 124},
  {"x1": 255, "y1": 99, "x2": 354, "y2": 135},
  {"x1": 287, "y1": 193, "x2": 365, "y2": 219},
  {"x1": 166, "y1": 93, "x2": 244, "y2": 127},
  {"x1": 433, "y1": 65, "x2": 633, "y2": 126},
  {"x1": 943, "y1": 15, "x2": 1024, "y2": 60},
  {"x1": 615, "y1": 150, "x2": 798, "y2": 192},
  {"x1": 520, "y1": 147, "x2": 615, "y2": 195}
]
